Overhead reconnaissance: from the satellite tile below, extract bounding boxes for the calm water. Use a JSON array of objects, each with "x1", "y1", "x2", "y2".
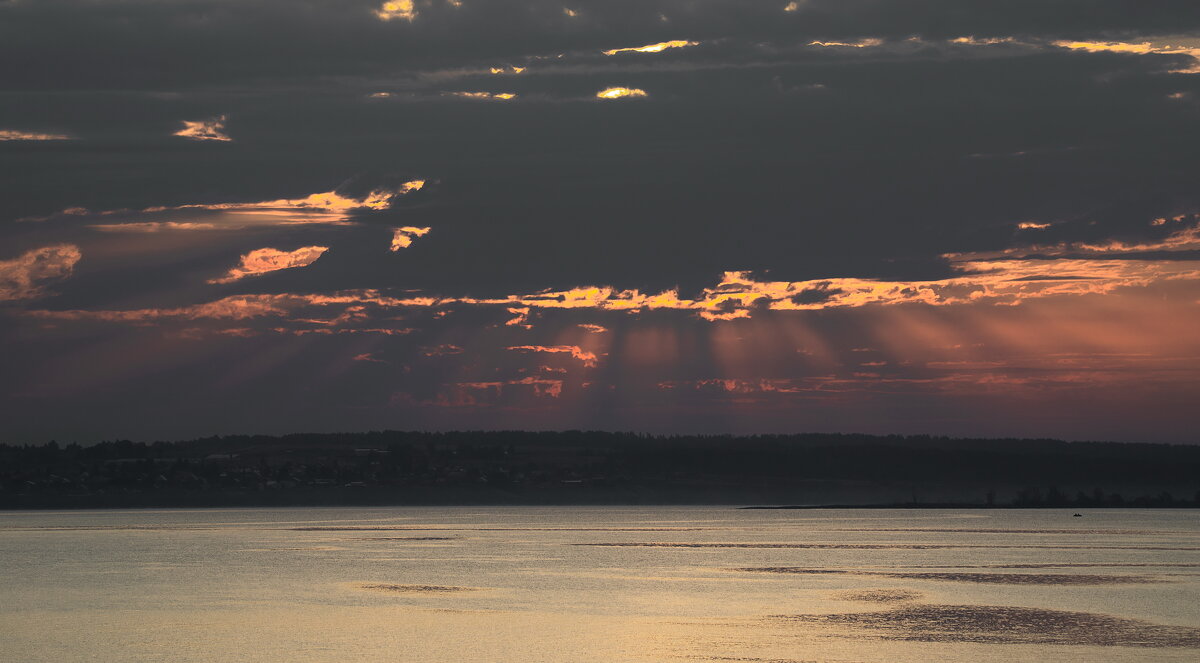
[{"x1": 2, "y1": 507, "x2": 1198, "y2": 662}]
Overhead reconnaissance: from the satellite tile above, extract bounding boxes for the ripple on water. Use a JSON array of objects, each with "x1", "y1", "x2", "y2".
[
  {"x1": 294, "y1": 526, "x2": 708, "y2": 531},
  {"x1": 776, "y1": 604, "x2": 1200, "y2": 648},
  {"x1": 356, "y1": 536, "x2": 459, "y2": 541},
  {"x1": 577, "y1": 542, "x2": 1200, "y2": 551},
  {"x1": 832, "y1": 589, "x2": 924, "y2": 603},
  {"x1": 737, "y1": 568, "x2": 1166, "y2": 585},
  {"x1": 825, "y1": 528, "x2": 1186, "y2": 535},
  {"x1": 692, "y1": 658, "x2": 832, "y2": 662},
  {"x1": 356, "y1": 583, "x2": 481, "y2": 594}
]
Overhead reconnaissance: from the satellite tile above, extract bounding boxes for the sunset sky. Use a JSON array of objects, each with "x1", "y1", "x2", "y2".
[{"x1": 2, "y1": 1, "x2": 1199, "y2": 443}]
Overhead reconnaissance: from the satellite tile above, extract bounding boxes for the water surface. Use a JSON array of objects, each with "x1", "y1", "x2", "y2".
[{"x1": 2, "y1": 507, "x2": 1198, "y2": 662}]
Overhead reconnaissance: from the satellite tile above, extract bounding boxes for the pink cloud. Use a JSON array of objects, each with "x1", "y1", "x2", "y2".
[
  {"x1": 507, "y1": 345, "x2": 598, "y2": 367},
  {"x1": 0, "y1": 244, "x2": 82, "y2": 301}
]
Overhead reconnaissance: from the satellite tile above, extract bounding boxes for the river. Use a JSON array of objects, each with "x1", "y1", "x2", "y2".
[{"x1": 2, "y1": 506, "x2": 1198, "y2": 662}]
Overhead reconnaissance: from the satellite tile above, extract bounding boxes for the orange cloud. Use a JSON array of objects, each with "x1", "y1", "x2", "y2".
[
  {"x1": 479, "y1": 247, "x2": 1200, "y2": 319},
  {"x1": 0, "y1": 244, "x2": 82, "y2": 301},
  {"x1": 436, "y1": 377, "x2": 564, "y2": 406},
  {"x1": 208, "y1": 246, "x2": 329, "y2": 284},
  {"x1": 292, "y1": 305, "x2": 370, "y2": 327},
  {"x1": 657, "y1": 378, "x2": 816, "y2": 395},
  {"x1": 603, "y1": 40, "x2": 698, "y2": 56},
  {"x1": 448, "y1": 92, "x2": 517, "y2": 100},
  {"x1": 509, "y1": 377, "x2": 564, "y2": 398},
  {"x1": 28, "y1": 294, "x2": 294, "y2": 323},
  {"x1": 24, "y1": 221, "x2": 1200, "y2": 333},
  {"x1": 174, "y1": 116, "x2": 231, "y2": 142},
  {"x1": 0, "y1": 129, "x2": 71, "y2": 141},
  {"x1": 577, "y1": 323, "x2": 608, "y2": 333},
  {"x1": 203, "y1": 180, "x2": 423, "y2": 219},
  {"x1": 505, "y1": 306, "x2": 532, "y2": 327},
  {"x1": 375, "y1": 0, "x2": 416, "y2": 21},
  {"x1": 596, "y1": 87, "x2": 647, "y2": 99},
  {"x1": 390, "y1": 226, "x2": 431, "y2": 251},
  {"x1": 41, "y1": 180, "x2": 425, "y2": 230},
  {"x1": 809, "y1": 38, "x2": 883, "y2": 48},
  {"x1": 1054, "y1": 39, "x2": 1200, "y2": 73},
  {"x1": 422, "y1": 344, "x2": 463, "y2": 357},
  {"x1": 949, "y1": 221, "x2": 1200, "y2": 260},
  {"x1": 507, "y1": 345, "x2": 598, "y2": 367},
  {"x1": 26, "y1": 252, "x2": 1200, "y2": 331},
  {"x1": 25, "y1": 290, "x2": 443, "y2": 328},
  {"x1": 89, "y1": 222, "x2": 219, "y2": 233},
  {"x1": 950, "y1": 36, "x2": 1016, "y2": 46},
  {"x1": 281, "y1": 327, "x2": 414, "y2": 336}
]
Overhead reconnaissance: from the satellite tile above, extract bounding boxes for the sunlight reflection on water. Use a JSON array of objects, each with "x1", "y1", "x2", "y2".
[{"x1": 1, "y1": 506, "x2": 1198, "y2": 662}]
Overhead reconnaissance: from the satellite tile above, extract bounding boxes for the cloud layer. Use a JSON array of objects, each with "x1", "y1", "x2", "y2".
[
  {"x1": 0, "y1": 245, "x2": 81, "y2": 301},
  {"x1": 2, "y1": 1, "x2": 1200, "y2": 442}
]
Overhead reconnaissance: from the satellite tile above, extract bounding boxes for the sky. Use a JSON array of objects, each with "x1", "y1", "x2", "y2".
[{"x1": 2, "y1": 0, "x2": 1200, "y2": 443}]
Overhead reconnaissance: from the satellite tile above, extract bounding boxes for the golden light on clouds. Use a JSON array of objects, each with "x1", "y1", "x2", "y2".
[
  {"x1": 7, "y1": 1, "x2": 1200, "y2": 442},
  {"x1": 174, "y1": 116, "x2": 231, "y2": 142},
  {"x1": 809, "y1": 38, "x2": 884, "y2": 48},
  {"x1": 1056, "y1": 41, "x2": 1158, "y2": 54},
  {"x1": 0, "y1": 129, "x2": 71, "y2": 141},
  {"x1": 27, "y1": 249, "x2": 1200, "y2": 330},
  {"x1": 951, "y1": 36, "x2": 1016, "y2": 45},
  {"x1": 949, "y1": 220, "x2": 1200, "y2": 260},
  {"x1": 89, "y1": 222, "x2": 219, "y2": 233},
  {"x1": 507, "y1": 345, "x2": 598, "y2": 367},
  {"x1": 449, "y1": 91, "x2": 517, "y2": 100},
  {"x1": 0, "y1": 244, "x2": 82, "y2": 301},
  {"x1": 390, "y1": 226, "x2": 431, "y2": 251},
  {"x1": 375, "y1": 0, "x2": 416, "y2": 21},
  {"x1": 436, "y1": 376, "x2": 564, "y2": 405},
  {"x1": 422, "y1": 344, "x2": 464, "y2": 357},
  {"x1": 48, "y1": 181, "x2": 425, "y2": 231},
  {"x1": 506, "y1": 306, "x2": 532, "y2": 327},
  {"x1": 208, "y1": 246, "x2": 329, "y2": 284},
  {"x1": 1054, "y1": 39, "x2": 1200, "y2": 72},
  {"x1": 29, "y1": 294, "x2": 295, "y2": 323},
  {"x1": 509, "y1": 376, "x2": 563, "y2": 398},
  {"x1": 22, "y1": 212, "x2": 1200, "y2": 349},
  {"x1": 603, "y1": 40, "x2": 698, "y2": 56},
  {"x1": 282, "y1": 180, "x2": 423, "y2": 212},
  {"x1": 596, "y1": 87, "x2": 648, "y2": 99}
]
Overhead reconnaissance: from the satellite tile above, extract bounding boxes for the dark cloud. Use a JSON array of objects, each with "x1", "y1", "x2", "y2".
[
  {"x1": 3, "y1": 1, "x2": 1200, "y2": 89},
  {"x1": 2, "y1": 1, "x2": 1200, "y2": 441}
]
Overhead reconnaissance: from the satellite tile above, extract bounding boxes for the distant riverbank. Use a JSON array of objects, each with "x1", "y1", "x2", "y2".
[{"x1": 5, "y1": 430, "x2": 1198, "y2": 509}]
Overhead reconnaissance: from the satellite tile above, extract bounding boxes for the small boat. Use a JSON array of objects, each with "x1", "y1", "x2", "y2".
[{"x1": 1072, "y1": 513, "x2": 1083, "y2": 517}]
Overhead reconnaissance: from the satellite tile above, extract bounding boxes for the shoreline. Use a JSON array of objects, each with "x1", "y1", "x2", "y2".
[{"x1": 3, "y1": 495, "x2": 1198, "y2": 511}]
